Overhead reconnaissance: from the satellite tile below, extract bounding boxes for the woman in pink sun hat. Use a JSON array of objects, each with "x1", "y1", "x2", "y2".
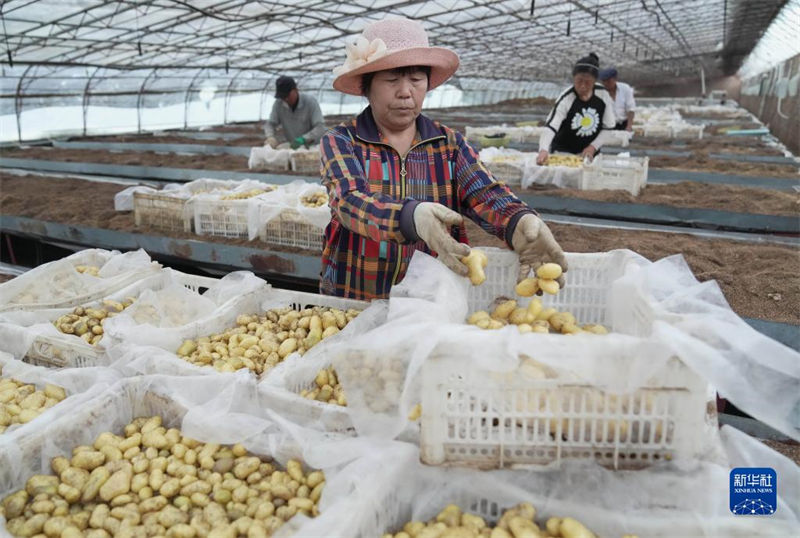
[{"x1": 319, "y1": 16, "x2": 567, "y2": 300}]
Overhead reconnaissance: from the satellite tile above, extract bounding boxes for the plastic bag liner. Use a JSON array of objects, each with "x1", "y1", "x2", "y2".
[
  {"x1": 245, "y1": 180, "x2": 328, "y2": 241},
  {"x1": 294, "y1": 182, "x2": 332, "y2": 231},
  {"x1": 114, "y1": 178, "x2": 234, "y2": 211},
  {"x1": 113, "y1": 185, "x2": 157, "y2": 211},
  {"x1": 521, "y1": 159, "x2": 583, "y2": 189},
  {"x1": 0, "y1": 248, "x2": 157, "y2": 308},
  {"x1": 248, "y1": 144, "x2": 292, "y2": 170},
  {"x1": 103, "y1": 274, "x2": 270, "y2": 353},
  {"x1": 388, "y1": 251, "x2": 469, "y2": 324},
  {"x1": 341, "y1": 430, "x2": 798, "y2": 537},
  {"x1": 0, "y1": 351, "x2": 121, "y2": 464},
  {"x1": 103, "y1": 271, "x2": 267, "y2": 343},
  {"x1": 245, "y1": 179, "x2": 308, "y2": 240},
  {"x1": 615, "y1": 255, "x2": 800, "y2": 440},
  {"x1": 258, "y1": 300, "x2": 390, "y2": 432}
]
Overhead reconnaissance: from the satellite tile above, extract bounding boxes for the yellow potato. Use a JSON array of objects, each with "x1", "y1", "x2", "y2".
[
  {"x1": 538, "y1": 278, "x2": 560, "y2": 295},
  {"x1": 461, "y1": 249, "x2": 489, "y2": 286},
  {"x1": 514, "y1": 277, "x2": 539, "y2": 297},
  {"x1": 491, "y1": 300, "x2": 517, "y2": 321},
  {"x1": 467, "y1": 311, "x2": 490, "y2": 325},
  {"x1": 536, "y1": 263, "x2": 563, "y2": 280}
]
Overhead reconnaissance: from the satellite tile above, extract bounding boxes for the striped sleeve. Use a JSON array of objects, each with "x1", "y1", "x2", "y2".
[
  {"x1": 320, "y1": 128, "x2": 409, "y2": 244},
  {"x1": 452, "y1": 130, "x2": 534, "y2": 246}
]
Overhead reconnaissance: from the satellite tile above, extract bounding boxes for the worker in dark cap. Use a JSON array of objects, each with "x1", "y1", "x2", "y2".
[
  {"x1": 599, "y1": 67, "x2": 636, "y2": 131},
  {"x1": 264, "y1": 76, "x2": 326, "y2": 149},
  {"x1": 537, "y1": 52, "x2": 616, "y2": 165}
]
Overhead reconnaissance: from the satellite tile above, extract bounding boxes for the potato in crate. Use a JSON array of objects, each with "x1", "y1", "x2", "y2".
[
  {"x1": 132, "y1": 178, "x2": 235, "y2": 233},
  {"x1": 193, "y1": 181, "x2": 277, "y2": 239},
  {"x1": 1, "y1": 270, "x2": 219, "y2": 369},
  {"x1": 0, "y1": 375, "x2": 336, "y2": 538},
  {"x1": 424, "y1": 250, "x2": 713, "y2": 470},
  {"x1": 258, "y1": 183, "x2": 330, "y2": 251},
  {"x1": 479, "y1": 147, "x2": 531, "y2": 186}
]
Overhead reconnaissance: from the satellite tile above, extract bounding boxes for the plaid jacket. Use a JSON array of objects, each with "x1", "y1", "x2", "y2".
[{"x1": 319, "y1": 107, "x2": 533, "y2": 300}]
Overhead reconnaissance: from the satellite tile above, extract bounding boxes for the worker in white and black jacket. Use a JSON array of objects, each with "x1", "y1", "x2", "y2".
[{"x1": 536, "y1": 53, "x2": 616, "y2": 165}]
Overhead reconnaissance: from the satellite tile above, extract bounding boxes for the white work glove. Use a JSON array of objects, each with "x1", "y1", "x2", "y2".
[
  {"x1": 413, "y1": 202, "x2": 470, "y2": 277},
  {"x1": 266, "y1": 136, "x2": 278, "y2": 148},
  {"x1": 511, "y1": 213, "x2": 568, "y2": 285}
]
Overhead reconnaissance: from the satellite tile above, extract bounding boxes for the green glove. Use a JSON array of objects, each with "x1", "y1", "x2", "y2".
[{"x1": 291, "y1": 136, "x2": 306, "y2": 149}]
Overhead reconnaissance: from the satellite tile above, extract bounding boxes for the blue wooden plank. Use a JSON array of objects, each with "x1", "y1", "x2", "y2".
[
  {"x1": 53, "y1": 140, "x2": 252, "y2": 156},
  {"x1": 743, "y1": 318, "x2": 800, "y2": 352},
  {"x1": 647, "y1": 169, "x2": 798, "y2": 191},
  {"x1": 0, "y1": 157, "x2": 312, "y2": 185},
  {"x1": 518, "y1": 194, "x2": 800, "y2": 234}
]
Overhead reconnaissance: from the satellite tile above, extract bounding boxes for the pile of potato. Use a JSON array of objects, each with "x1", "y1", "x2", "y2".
[
  {"x1": 383, "y1": 502, "x2": 634, "y2": 538},
  {"x1": 54, "y1": 298, "x2": 135, "y2": 346},
  {"x1": 220, "y1": 187, "x2": 275, "y2": 201},
  {"x1": 468, "y1": 297, "x2": 607, "y2": 336},
  {"x1": 0, "y1": 415, "x2": 326, "y2": 538},
  {"x1": 299, "y1": 191, "x2": 328, "y2": 208},
  {"x1": 300, "y1": 366, "x2": 346, "y2": 406},
  {"x1": 546, "y1": 154, "x2": 583, "y2": 168},
  {"x1": 465, "y1": 261, "x2": 607, "y2": 335},
  {"x1": 176, "y1": 306, "x2": 360, "y2": 375},
  {"x1": 0, "y1": 374, "x2": 67, "y2": 433}
]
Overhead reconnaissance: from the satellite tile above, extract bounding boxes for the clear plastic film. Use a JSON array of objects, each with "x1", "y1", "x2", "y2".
[
  {"x1": 618, "y1": 255, "x2": 800, "y2": 440},
  {"x1": 0, "y1": 248, "x2": 158, "y2": 310}
]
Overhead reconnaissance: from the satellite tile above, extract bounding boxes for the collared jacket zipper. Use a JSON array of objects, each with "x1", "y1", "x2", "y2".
[{"x1": 355, "y1": 133, "x2": 446, "y2": 286}]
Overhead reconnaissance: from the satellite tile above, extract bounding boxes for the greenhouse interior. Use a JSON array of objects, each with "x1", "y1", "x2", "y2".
[{"x1": 0, "y1": 0, "x2": 798, "y2": 536}]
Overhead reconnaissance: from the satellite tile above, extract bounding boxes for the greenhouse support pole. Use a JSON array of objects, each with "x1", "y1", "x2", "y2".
[
  {"x1": 224, "y1": 70, "x2": 245, "y2": 125},
  {"x1": 82, "y1": 67, "x2": 100, "y2": 136},
  {"x1": 137, "y1": 68, "x2": 158, "y2": 134},
  {"x1": 258, "y1": 79, "x2": 271, "y2": 121},
  {"x1": 700, "y1": 65, "x2": 706, "y2": 96},
  {"x1": 14, "y1": 65, "x2": 33, "y2": 143},
  {"x1": 184, "y1": 69, "x2": 206, "y2": 129}
]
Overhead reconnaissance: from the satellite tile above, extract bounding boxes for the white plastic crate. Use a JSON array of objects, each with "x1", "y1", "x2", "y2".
[
  {"x1": 266, "y1": 287, "x2": 368, "y2": 312},
  {"x1": 291, "y1": 150, "x2": 321, "y2": 175},
  {"x1": 428, "y1": 250, "x2": 710, "y2": 469},
  {"x1": 580, "y1": 155, "x2": 649, "y2": 196},
  {"x1": 641, "y1": 124, "x2": 673, "y2": 138},
  {"x1": 484, "y1": 161, "x2": 525, "y2": 185},
  {"x1": 193, "y1": 198, "x2": 252, "y2": 238},
  {"x1": 673, "y1": 123, "x2": 705, "y2": 139},
  {"x1": 260, "y1": 209, "x2": 325, "y2": 251},
  {"x1": 420, "y1": 355, "x2": 708, "y2": 470},
  {"x1": 133, "y1": 190, "x2": 192, "y2": 233},
  {"x1": 24, "y1": 272, "x2": 219, "y2": 369}
]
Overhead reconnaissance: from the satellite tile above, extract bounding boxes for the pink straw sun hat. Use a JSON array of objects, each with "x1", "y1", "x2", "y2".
[{"x1": 332, "y1": 17, "x2": 459, "y2": 96}]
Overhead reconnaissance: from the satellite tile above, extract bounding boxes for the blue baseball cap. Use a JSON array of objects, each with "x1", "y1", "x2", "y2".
[{"x1": 599, "y1": 67, "x2": 618, "y2": 81}]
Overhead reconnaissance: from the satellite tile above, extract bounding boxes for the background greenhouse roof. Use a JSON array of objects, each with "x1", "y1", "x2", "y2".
[{"x1": 0, "y1": 0, "x2": 790, "y2": 85}]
